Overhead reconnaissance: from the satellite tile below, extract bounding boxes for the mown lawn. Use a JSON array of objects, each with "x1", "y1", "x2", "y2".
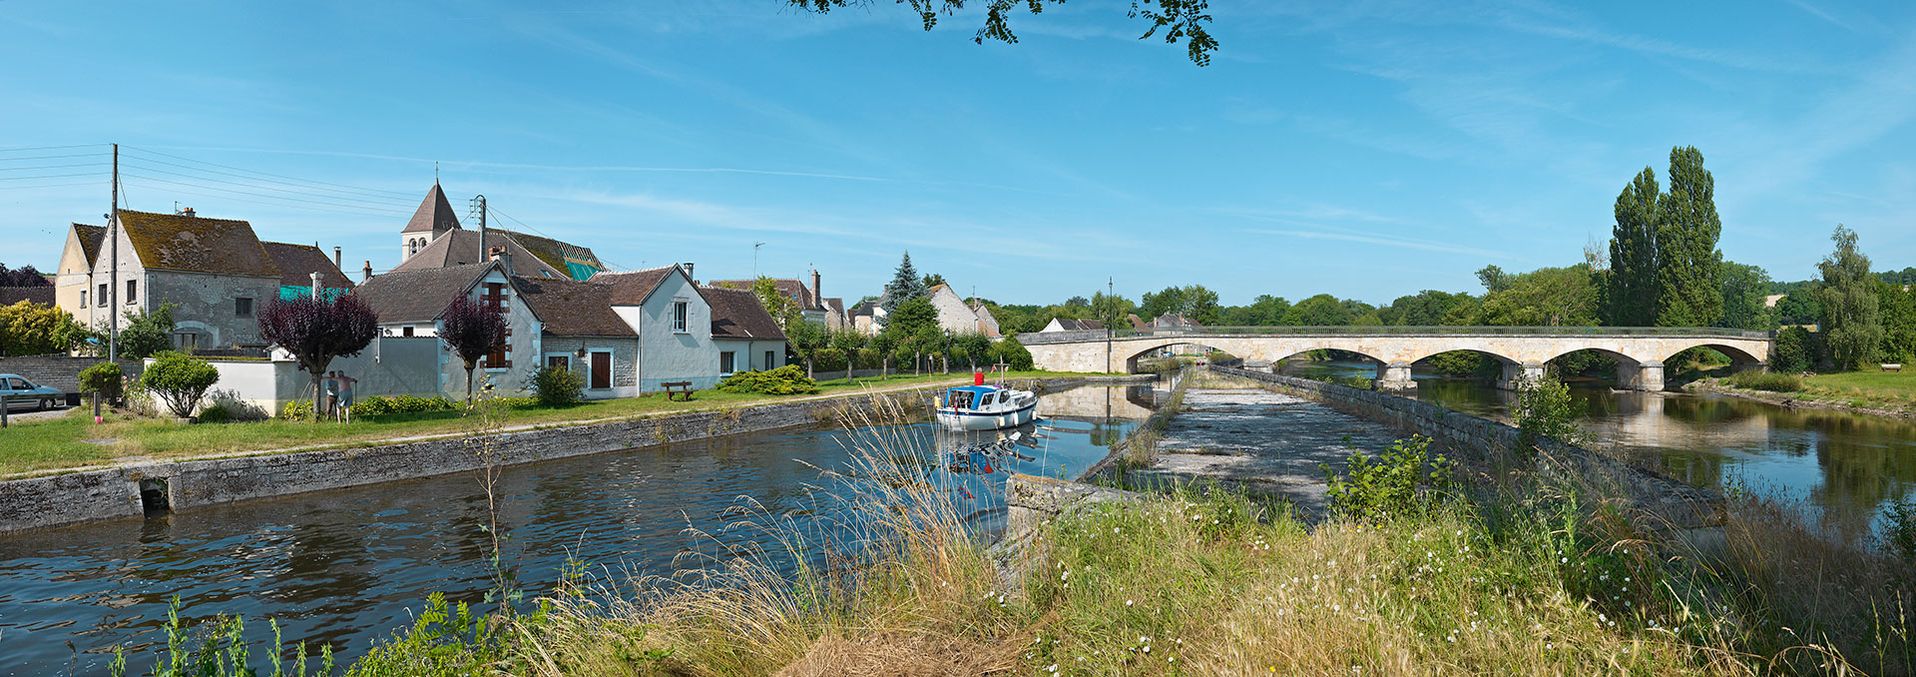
[
  {"x1": 0, "y1": 370, "x2": 1114, "y2": 476},
  {"x1": 1798, "y1": 369, "x2": 1916, "y2": 411}
]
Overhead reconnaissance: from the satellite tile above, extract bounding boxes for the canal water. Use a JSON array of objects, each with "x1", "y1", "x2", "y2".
[
  {"x1": 0, "y1": 383, "x2": 1151, "y2": 673},
  {"x1": 1278, "y1": 359, "x2": 1916, "y2": 542}
]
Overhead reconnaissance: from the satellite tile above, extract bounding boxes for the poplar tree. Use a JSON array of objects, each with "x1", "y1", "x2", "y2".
[
  {"x1": 1605, "y1": 168, "x2": 1660, "y2": 326},
  {"x1": 1654, "y1": 146, "x2": 1723, "y2": 326},
  {"x1": 1817, "y1": 224, "x2": 1883, "y2": 370},
  {"x1": 881, "y1": 251, "x2": 927, "y2": 313}
]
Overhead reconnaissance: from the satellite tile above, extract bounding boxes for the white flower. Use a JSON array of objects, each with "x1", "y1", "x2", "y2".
[
  {"x1": 1126, "y1": 599, "x2": 1134, "y2": 607},
  {"x1": 1047, "y1": 664, "x2": 1058, "y2": 673}
]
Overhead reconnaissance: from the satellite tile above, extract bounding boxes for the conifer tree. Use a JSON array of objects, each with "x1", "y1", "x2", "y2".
[
  {"x1": 881, "y1": 251, "x2": 927, "y2": 313},
  {"x1": 1654, "y1": 146, "x2": 1723, "y2": 326},
  {"x1": 1605, "y1": 168, "x2": 1660, "y2": 326}
]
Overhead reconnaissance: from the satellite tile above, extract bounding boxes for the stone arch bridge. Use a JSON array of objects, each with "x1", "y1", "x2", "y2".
[{"x1": 1020, "y1": 327, "x2": 1772, "y2": 391}]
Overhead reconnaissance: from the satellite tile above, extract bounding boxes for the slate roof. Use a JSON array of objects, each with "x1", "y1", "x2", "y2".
[
  {"x1": 1051, "y1": 318, "x2": 1104, "y2": 331},
  {"x1": 0, "y1": 286, "x2": 54, "y2": 307},
  {"x1": 392, "y1": 229, "x2": 567, "y2": 279},
  {"x1": 822, "y1": 297, "x2": 845, "y2": 319},
  {"x1": 704, "y1": 287, "x2": 785, "y2": 341},
  {"x1": 588, "y1": 266, "x2": 682, "y2": 306},
  {"x1": 511, "y1": 276, "x2": 634, "y2": 337},
  {"x1": 351, "y1": 262, "x2": 497, "y2": 324},
  {"x1": 403, "y1": 183, "x2": 462, "y2": 234},
  {"x1": 850, "y1": 299, "x2": 880, "y2": 317},
  {"x1": 117, "y1": 209, "x2": 279, "y2": 277},
  {"x1": 261, "y1": 241, "x2": 356, "y2": 290},
  {"x1": 496, "y1": 228, "x2": 603, "y2": 280},
  {"x1": 708, "y1": 278, "x2": 817, "y2": 310},
  {"x1": 72, "y1": 223, "x2": 106, "y2": 266}
]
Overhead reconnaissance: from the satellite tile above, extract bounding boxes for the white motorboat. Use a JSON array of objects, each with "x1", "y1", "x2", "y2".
[{"x1": 935, "y1": 383, "x2": 1039, "y2": 431}]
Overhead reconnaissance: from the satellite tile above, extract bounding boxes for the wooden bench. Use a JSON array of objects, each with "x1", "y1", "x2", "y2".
[
  {"x1": 662, "y1": 381, "x2": 695, "y2": 401},
  {"x1": 1884, "y1": 364, "x2": 1903, "y2": 373}
]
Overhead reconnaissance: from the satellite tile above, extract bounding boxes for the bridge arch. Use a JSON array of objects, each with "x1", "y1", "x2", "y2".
[
  {"x1": 1659, "y1": 342, "x2": 1764, "y2": 368},
  {"x1": 1120, "y1": 340, "x2": 1243, "y2": 373}
]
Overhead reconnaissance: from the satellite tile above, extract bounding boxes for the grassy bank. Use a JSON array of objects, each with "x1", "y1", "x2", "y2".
[
  {"x1": 1703, "y1": 369, "x2": 1916, "y2": 418},
  {"x1": 0, "y1": 370, "x2": 1112, "y2": 476},
  {"x1": 108, "y1": 395, "x2": 1916, "y2": 675}
]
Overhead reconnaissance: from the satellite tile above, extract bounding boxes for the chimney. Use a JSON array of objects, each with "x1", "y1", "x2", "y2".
[
  {"x1": 811, "y1": 268, "x2": 822, "y2": 308},
  {"x1": 491, "y1": 245, "x2": 512, "y2": 276},
  {"x1": 180, "y1": 206, "x2": 196, "y2": 218},
  {"x1": 333, "y1": 246, "x2": 343, "y2": 270},
  {"x1": 362, "y1": 260, "x2": 373, "y2": 282},
  {"x1": 681, "y1": 262, "x2": 694, "y2": 281}
]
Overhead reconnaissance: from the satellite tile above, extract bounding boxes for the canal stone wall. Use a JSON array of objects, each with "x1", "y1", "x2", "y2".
[
  {"x1": 1209, "y1": 366, "x2": 1724, "y2": 532},
  {"x1": 0, "y1": 390, "x2": 924, "y2": 534},
  {"x1": 0, "y1": 376, "x2": 1156, "y2": 534}
]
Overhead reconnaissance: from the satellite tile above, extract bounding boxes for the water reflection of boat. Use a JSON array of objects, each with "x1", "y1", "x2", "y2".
[{"x1": 934, "y1": 422, "x2": 1045, "y2": 476}]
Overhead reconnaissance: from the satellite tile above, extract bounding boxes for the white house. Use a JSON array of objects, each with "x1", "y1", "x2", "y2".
[{"x1": 589, "y1": 265, "x2": 724, "y2": 391}]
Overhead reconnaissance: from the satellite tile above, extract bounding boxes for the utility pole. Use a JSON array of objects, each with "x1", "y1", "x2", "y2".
[
  {"x1": 469, "y1": 194, "x2": 488, "y2": 263},
  {"x1": 1105, "y1": 276, "x2": 1114, "y2": 374},
  {"x1": 753, "y1": 241, "x2": 766, "y2": 278},
  {"x1": 108, "y1": 143, "x2": 119, "y2": 362}
]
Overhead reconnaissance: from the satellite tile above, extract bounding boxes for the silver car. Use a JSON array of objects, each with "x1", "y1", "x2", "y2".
[{"x1": 0, "y1": 374, "x2": 62, "y2": 411}]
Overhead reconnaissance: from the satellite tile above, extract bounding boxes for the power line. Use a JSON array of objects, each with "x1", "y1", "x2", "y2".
[
  {"x1": 0, "y1": 172, "x2": 102, "y2": 181},
  {"x1": 0, "y1": 143, "x2": 109, "y2": 153},
  {"x1": 121, "y1": 145, "x2": 419, "y2": 200},
  {"x1": 120, "y1": 173, "x2": 410, "y2": 215},
  {"x1": 119, "y1": 183, "x2": 412, "y2": 221},
  {"x1": 0, "y1": 153, "x2": 108, "y2": 163},
  {"x1": 120, "y1": 151, "x2": 417, "y2": 205},
  {"x1": 0, "y1": 162, "x2": 110, "y2": 172},
  {"x1": 0, "y1": 181, "x2": 100, "y2": 191},
  {"x1": 120, "y1": 159, "x2": 414, "y2": 209}
]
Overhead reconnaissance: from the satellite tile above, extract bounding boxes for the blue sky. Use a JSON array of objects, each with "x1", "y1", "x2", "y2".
[{"x1": 3, "y1": 1, "x2": 1913, "y2": 305}]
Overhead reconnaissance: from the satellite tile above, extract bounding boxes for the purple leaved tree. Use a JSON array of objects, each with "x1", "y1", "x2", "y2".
[
  {"x1": 257, "y1": 294, "x2": 379, "y2": 423},
  {"x1": 440, "y1": 295, "x2": 506, "y2": 406}
]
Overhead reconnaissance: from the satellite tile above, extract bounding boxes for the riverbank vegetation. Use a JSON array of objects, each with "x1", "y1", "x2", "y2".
[
  {"x1": 109, "y1": 384, "x2": 1916, "y2": 675},
  {"x1": 0, "y1": 370, "x2": 1104, "y2": 476}
]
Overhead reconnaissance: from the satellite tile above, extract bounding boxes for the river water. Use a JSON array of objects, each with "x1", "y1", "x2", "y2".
[
  {"x1": 0, "y1": 383, "x2": 1151, "y2": 673},
  {"x1": 1279, "y1": 360, "x2": 1916, "y2": 541}
]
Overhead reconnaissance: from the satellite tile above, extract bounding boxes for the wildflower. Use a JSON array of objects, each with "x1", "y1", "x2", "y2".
[
  {"x1": 1047, "y1": 664, "x2": 1058, "y2": 674},
  {"x1": 1126, "y1": 599, "x2": 1134, "y2": 607}
]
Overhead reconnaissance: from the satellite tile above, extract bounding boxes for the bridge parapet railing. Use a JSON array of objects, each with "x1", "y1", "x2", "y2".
[{"x1": 1015, "y1": 326, "x2": 1773, "y2": 344}]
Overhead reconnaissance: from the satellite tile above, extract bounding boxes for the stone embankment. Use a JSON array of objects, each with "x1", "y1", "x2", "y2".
[
  {"x1": 0, "y1": 376, "x2": 1150, "y2": 534},
  {"x1": 1003, "y1": 367, "x2": 1724, "y2": 550},
  {"x1": 1210, "y1": 367, "x2": 1723, "y2": 532}
]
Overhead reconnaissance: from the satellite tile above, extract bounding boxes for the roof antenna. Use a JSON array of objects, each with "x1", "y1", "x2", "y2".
[{"x1": 434, "y1": 161, "x2": 440, "y2": 184}]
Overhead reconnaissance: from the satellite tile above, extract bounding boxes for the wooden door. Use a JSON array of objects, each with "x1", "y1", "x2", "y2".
[{"x1": 590, "y1": 352, "x2": 611, "y2": 390}]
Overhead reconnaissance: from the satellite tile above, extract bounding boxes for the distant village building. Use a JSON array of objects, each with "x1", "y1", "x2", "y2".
[
  {"x1": 702, "y1": 287, "x2": 788, "y2": 375},
  {"x1": 706, "y1": 268, "x2": 846, "y2": 330},
  {"x1": 846, "y1": 284, "x2": 999, "y2": 338},
  {"x1": 53, "y1": 209, "x2": 353, "y2": 351},
  {"x1": 1040, "y1": 318, "x2": 1105, "y2": 333},
  {"x1": 394, "y1": 182, "x2": 605, "y2": 281},
  {"x1": 0, "y1": 286, "x2": 54, "y2": 307},
  {"x1": 1763, "y1": 294, "x2": 1787, "y2": 308}
]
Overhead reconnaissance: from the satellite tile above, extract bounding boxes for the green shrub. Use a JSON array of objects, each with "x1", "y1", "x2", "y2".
[
  {"x1": 989, "y1": 336, "x2": 1035, "y2": 371},
  {"x1": 532, "y1": 365, "x2": 585, "y2": 407},
  {"x1": 1323, "y1": 434, "x2": 1453, "y2": 522},
  {"x1": 194, "y1": 403, "x2": 236, "y2": 424},
  {"x1": 1514, "y1": 375, "x2": 1586, "y2": 449},
  {"x1": 716, "y1": 364, "x2": 820, "y2": 395},
  {"x1": 78, "y1": 361, "x2": 125, "y2": 400},
  {"x1": 1772, "y1": 325, "x2": 1813, "y2": 373},
  {"x1": 354, "y1": 394, "x2": 457, "y2": 416},
  {"x1": 139, "y1": 351, "x2": 220, "y2": 418},
  {"x1": 279, "y1": 399, "x2": 314, "y2": 422},
  {"x1": 1726, "y1": 370, "x2": 1804, "y2": 393}
]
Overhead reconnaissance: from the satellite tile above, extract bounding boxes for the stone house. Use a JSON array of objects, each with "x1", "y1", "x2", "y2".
[
  {"x1": 926, "y1": 284, "x2": 1001, "y2": 338},
  {"x1": 55, "y1": 209, "x2": 353, "y2": 352},
  {"x1": 702, "y1": 287, "x2": 787, "y2": 376},
  {"x1": 394, "y1": 182, "x2": 605, "y2": 281}
]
